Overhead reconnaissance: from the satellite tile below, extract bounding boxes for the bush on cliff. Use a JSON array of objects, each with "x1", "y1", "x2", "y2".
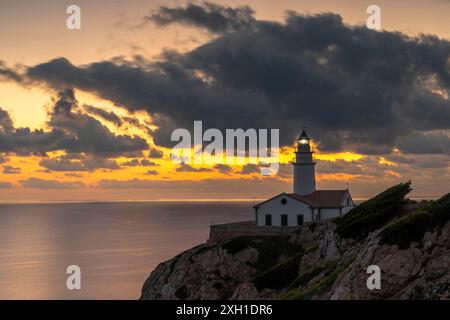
[
  {"x1": 252, "y1": 252, "x2": 304, "y2": 291},
  {"x1": 282, "y1": 257, "x2": 355, "y2": 300},
  {"x1": 380, "y1": 193, "x2": 450, "y2": 249},
  {"x1": 285, "y1": 260, "x2": 338, "y2": 291},
  {"x1": 336, "y1": 181, "x2": 412, "y2": 239},
  {"x1": 221, "y1": 236, "x2": 301, "y2": 271}
]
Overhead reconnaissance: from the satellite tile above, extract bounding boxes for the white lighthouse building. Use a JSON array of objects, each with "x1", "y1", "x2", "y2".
[
  {"x1": 293, "y1": 129, "x2": 316, "y2": 195},
  {"x1": 254, "y1": 129, "x2": 354, "y2": 227}
]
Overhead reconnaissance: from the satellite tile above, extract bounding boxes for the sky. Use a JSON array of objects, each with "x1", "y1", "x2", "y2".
[{"x1": 0, "y1": 0, "x2": 449, "y2": 201}]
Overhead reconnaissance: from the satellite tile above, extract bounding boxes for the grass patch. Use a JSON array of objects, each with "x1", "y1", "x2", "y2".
[
  {"x1": 252, "y1": 252, "x2": 304, "y2": 291},
  {"x1": 380, "y1": 193, "x2": 450, "y2": 249},
  {"x1": 282, "y1": 257, "x2": 356, "y2": 300},
  {"x1": 336, "y1": 182, "x2": 412, "y2": 239},
  {"x1": 286, "y1": 260, "x2": 338, "y2": 291}
]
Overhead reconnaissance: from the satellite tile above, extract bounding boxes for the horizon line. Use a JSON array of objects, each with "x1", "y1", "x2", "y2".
[{"x1": 0, "y1": 196, "x2": 441, "y2": 205}]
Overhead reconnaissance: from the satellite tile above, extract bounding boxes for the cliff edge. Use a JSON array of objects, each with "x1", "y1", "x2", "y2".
[{"x1": 140, "y1": 183, "x2": 450, "y2": 300}]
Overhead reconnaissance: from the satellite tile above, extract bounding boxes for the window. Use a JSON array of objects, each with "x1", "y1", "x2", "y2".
[
  {"x1": 265, "y1": 214, "x2": 272, "y2": 226},
  {"x1": 281, "y1": 214, "x2": 288, "y2": 226},
  {"x1": 281, "y1": 198, "x2": 287, "y2": 205},
  {"x1": 346, "y1": 197, "x2": 350, "y2": 207},
  {"x1": 297, "y1": 214, "x2": 304, "y2": 226}
]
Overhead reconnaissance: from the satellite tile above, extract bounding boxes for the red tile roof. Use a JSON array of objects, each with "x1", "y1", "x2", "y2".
[{"x1": 288, "y1": 190, "x2": 347, "y2": 208}]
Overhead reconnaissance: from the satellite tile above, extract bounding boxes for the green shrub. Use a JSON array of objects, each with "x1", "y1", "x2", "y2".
[
  {"x1": 286, "y1": 260, "x2": 337, "y2": 290},
  {"x1": 282, "y1": 257, "x2": 355, "y2": 300},
  {"x1": 221, "y1": 236, "x2": 302, "y2": 271},
  {"x1": 380, "y1": 193, "x2": 450, "y2": 249},
  {"x1": 252, "y1": 252, "x2": 304, "y2": 291},
  {"x1": 336, "y1": 181, "x2": 412, "y2": 239},
  {"x1": 281, "y1": 288, "x2": 303, "y2": 300}
]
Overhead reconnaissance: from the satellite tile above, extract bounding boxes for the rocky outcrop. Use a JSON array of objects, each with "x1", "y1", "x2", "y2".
[{"x1": 140, "y1": 221, "x2": 450, "y2": 300}]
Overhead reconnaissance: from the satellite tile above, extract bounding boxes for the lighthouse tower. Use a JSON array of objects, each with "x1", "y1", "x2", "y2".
[{"x1": 292, "y1": 128, "x2": 316, "y2": 195}]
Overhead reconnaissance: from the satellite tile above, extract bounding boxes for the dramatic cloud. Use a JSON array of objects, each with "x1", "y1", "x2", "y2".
[
  {"x1": 39, "y1": 156, "x2": 121, "y2": 172},
  {"x1": 49, "y1": 89, "x2": 149, "y2": 156},
  {"x1": 84, "y1": 105, "x2": 123, "y2": 127},
  {"x1": 395, "y1": 131, "x2": 450, "y2": 154},
  {"x1": 14, "y1": 7, "x2": 448, "y2": 157},
  {"x1": 146, "y1": 1, "x2": 256, "y2": 34},
  {"x1": 0, "y1": 89, "x2": 149, "y2": 157},
  {"x1": 20, "y1": 178, "x2": 84, "y2": 189},
  {"x1": 148, "y1": 148, "x2": 164, "y2": 158},
  {"x1": 145, "y1": 170, "x2": 159, "y2": 175}
]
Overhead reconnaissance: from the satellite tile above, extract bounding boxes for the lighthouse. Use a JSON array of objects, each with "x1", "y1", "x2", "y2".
[
  {"x1": 253, "y1": 128, "x2": 354, "y2": 227},
  {"x1": 292, "y1": 128, "x2": 316, "y2": 195}
]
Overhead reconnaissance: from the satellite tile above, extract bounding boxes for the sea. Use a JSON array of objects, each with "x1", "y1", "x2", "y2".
[{"x1": 0, "y1": 201, "x2": 254, "y2": 299}]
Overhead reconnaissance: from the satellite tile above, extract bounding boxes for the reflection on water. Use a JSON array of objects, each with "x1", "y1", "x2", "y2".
[{"x1": 0, "y1": 201, "x2": 253, "y2": 299}]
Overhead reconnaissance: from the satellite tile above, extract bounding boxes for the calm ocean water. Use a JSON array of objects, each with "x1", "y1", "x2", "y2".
[{"x1": 0, "y1": 201, "x2": 254, "y2": 299}]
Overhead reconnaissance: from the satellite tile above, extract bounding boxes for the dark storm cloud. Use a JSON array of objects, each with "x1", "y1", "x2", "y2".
[
  {"x1": 146, "y1": 1, "x2": 256, "y2": 34},
  {"x1": 39, "y1": 156, "x2": 121, "y2": 172},
  {"x1": 20, "y1": 178, "x2": 84, "y2": 189},
  {"x1": 8, "y1": 5, "x2": 450, "y2": 155},
  {"x1": 148, "y1": 148, "x2": 164, "y2": 159},
  {"x1": 1, "y1": 108, "x2": 64, "y2": 156},
  {"x1": 0, "y1": 90, "x2": 149, "y2": 157},
  {"x1": 395, "y1": 131, "x2": 450, "y2": 154},
  {"x1": 48, "y1": 89, "x2": 149, "y2": 157},
  {"x1": 84, "y1": 105, "x2": 123, "y2": 127}
]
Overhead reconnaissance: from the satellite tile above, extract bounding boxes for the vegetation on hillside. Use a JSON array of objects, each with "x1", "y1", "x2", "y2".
[
  {"x1": 251, "y1": 245, "x2": 319, "y2": 291},
  {"x1": 282, "y1": 257, "x2": 355, "y2": 300},
  {"x1": 252, "y1": 252, "x2": 304, "y2": 291},
  {"x1": 221, "y1": 236, "x2": 301, "y2": 272},
  {"x1": 380, "y1": 193, "x2": 450, "y2": 249},
  {"x1": 335, "y1": 181, "x2": 412, "y2": 239}
]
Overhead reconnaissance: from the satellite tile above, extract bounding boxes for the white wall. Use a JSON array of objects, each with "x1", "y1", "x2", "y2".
[
  {"x1": 320, "y1": 208, "x2": 341, "y2": 219},
  {"x1": 341, "y1": 191, "x2": 355, "y2": 214},
  {"x1": 293, "y1": 164, "x2": 316, "y2": 195},
  {"x1": 256, "y1": 194, "x2": 313, "y2": 226}
]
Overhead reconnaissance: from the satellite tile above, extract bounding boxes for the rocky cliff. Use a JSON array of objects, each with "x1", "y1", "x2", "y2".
[{"x1": 140, "y1": 185, "x2": 450, "y2": 300}]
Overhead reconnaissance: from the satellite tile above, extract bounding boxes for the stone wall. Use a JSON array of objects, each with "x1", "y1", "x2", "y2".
[{"x1": 208, "y1": 220, "x2": 303, "y2": 242}]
